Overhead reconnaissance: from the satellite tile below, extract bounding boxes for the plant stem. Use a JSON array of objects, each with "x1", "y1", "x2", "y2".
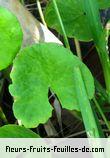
[
  {"x1": 105, "y1": 21, "x2": 110, "y2": 41},
  {"x1": 0, "y1": 108, "x2": 8, "y2": 124},
  {"x1": 67, "y1": 130, "x2": 85, "y2": 138},
  {"x1": 83, "y1": 0, "x2": 110, "y2": 97},
  {"x1": 74, "y1": 38, "x2": 82, "y2": 60},
  {"x1": 93, "y1": 97, "x2": 110, "y2": 130},
  {"x1": 52, "y1": 0, "x2": 70, "y2": 49},
  {"x1": 20, "y1": 0, "x2": 25, "y2": 5},
  {"x1": 94, "y1": 78, "x2": 108, "y2": 101},
  {"x1": 36, "y1": 0, "x2": 47, "y2": 28},
  {"x1": 74, "y1": 67, "x2": 100, "y2": 137},
  {"x1": 96, "y1": 46, "x2": 110, "y2": 96}
]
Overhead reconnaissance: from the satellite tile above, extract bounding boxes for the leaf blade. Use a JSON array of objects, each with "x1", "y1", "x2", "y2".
[
  {"x1": 0, "y1": 125, "x2": 39, "y2": 138},
  {"x1": 10, "y1": 43, "x2": 94, "y2": 128},
  {"x1": 0, "y1": 7, "x2": 23, "y2": 70}
]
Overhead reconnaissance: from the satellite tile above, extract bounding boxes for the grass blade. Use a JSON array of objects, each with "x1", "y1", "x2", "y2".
[
  {"x1": 73, "y1": 67, "x2": 100, "y2": 137},
  {"x1": 83, "y1": 0, "x2": 110, "y2": 97}
]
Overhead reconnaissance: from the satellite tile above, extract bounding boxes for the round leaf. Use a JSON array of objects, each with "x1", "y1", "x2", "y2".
[
  {"x1": 44, "y1": 0, "x2": 110, "y2": 41},
  {"x1": 44, "y1": 0, "x2": 92, "y2": 41},
  {"x1": 0, "y1": 7, "x2": 23, "y2": 70},
  {"x1": 9, "y1": 43, "x2": 94, "y2": 128},
  {"x1": 0, "y1": 125, "x2": 39, "y2": 138}
]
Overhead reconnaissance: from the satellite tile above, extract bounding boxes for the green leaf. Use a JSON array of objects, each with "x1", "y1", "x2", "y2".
[
  {"x1": 0, "y1": 7, "x2": 23, "y2": 70},
  {"x1": 83, "y1": 0, "x2": 110, "y2": 94},
  {"x1": 44, "y1": 0, "x2": 92, "y2": 41},
  {"x1": 44, "y1": 0, "x2": 110, "y2": 42},
  {"x1": 0, "y1": 125, "x2": 40, "y2": 138},
  {"x1": 9, "y1": 43, "x2": 94, "y2": 128},
  {"x1": 73, "y1": 67, "x2": 100, "y2": 137},
  {"x1": 98, "y1": 0, "x2": 110, "y2": 9}
]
